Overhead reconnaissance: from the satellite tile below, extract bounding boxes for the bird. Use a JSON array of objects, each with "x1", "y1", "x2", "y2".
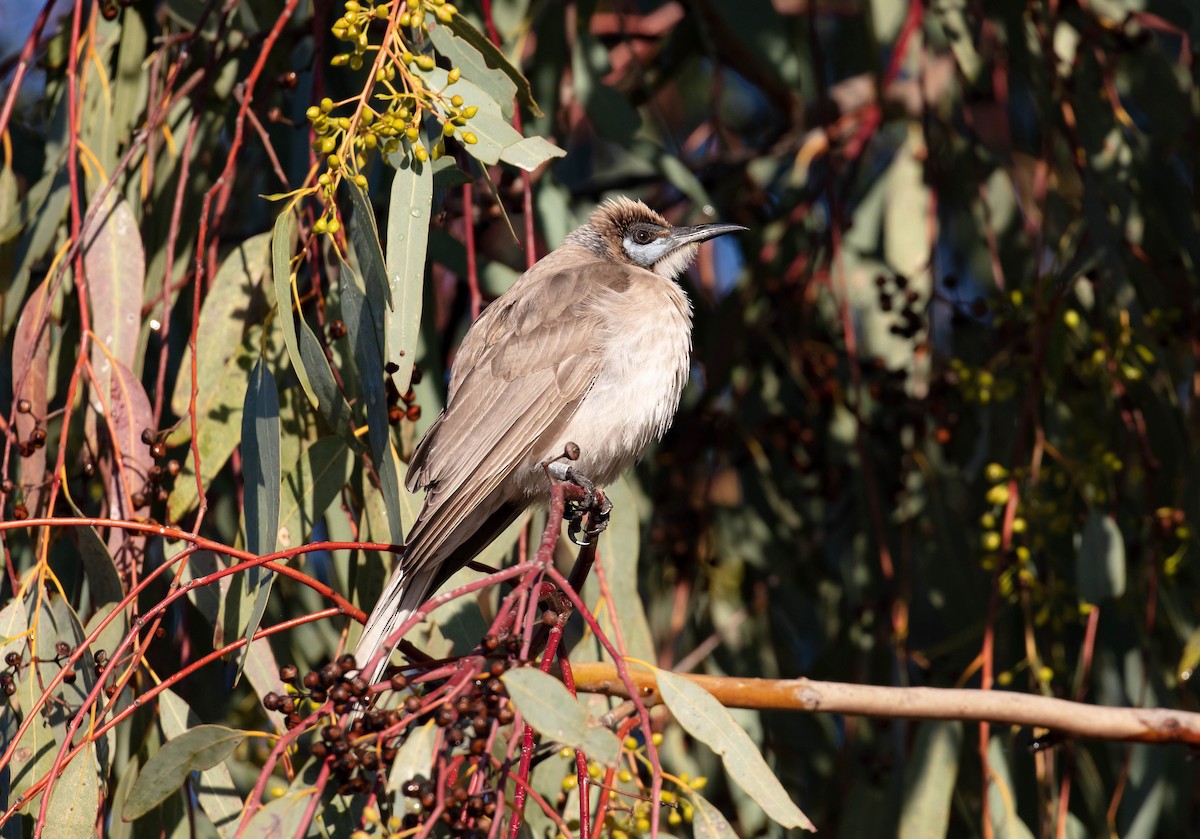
[{"x1": 353, "y1": 197, "x2": 746, "y2": 684}]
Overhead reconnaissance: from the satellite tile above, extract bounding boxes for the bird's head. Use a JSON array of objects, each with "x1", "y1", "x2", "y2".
[{"x1": 567, "y1": 197, "x2": 746, "y2": 279}]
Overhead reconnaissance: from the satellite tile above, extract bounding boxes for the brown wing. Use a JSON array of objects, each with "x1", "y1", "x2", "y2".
[{"x1": 399, "y1": 247, "x2": 628, "y2": 582}]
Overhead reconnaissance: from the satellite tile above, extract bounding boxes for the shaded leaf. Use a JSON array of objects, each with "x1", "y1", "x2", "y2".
[
  {"x1": 242, "y1": 356, "x2": 282, "y2": 558},
  {"x1": 124, "y1": 725, "x2": 247, "y2": 820},
  {"x1": 384, "y1": 152, "x2": 433, "y2": 398},
  {"x1": 236, "y1": 357, "x2": 281, "y2": 682},
  {"x1": 167, "y1": 331, "x2": 259, "y2": 521},
  {"x1": 899, "y1": 721, "x2": 961, "y2": 839},
  {"x1": 341, "y1": 262, "x2": 406, "y2": 545},
  {"x1": 277, "y1": 436, "x2": 352, "y2": 550},
  {"x1": 501, "y1": 668, "x2": 621, "y2": 767},
  {"x1": 385, "y1": 720, "x2": 438, "y2": 794},
  {"x1": 12, "y1": 279, "x2": 51, "y2": 513},
  {"x1": 590, "y1": 477, "x2": 653, "y2": 660},
  {"x1": 158, "y1": 689, "x2": 243, "y2": 837},
  {"x1": 297, "y1": 314, "x2": 358, "y2": 449},
  {"x1": 271, "y1": 204, "x2": 319, "y2": 409},
  {"x1": 346, "y1": 181, "x2": 392, "y2": 311},
  {"x1": 1078, "y1": 509, "x2": 1126, "y2": 603},
  {"x1": 656, "y1": 669, "x2": 815, "y2": 831}
]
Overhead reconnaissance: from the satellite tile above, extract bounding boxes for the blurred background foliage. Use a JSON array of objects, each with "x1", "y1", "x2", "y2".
[{"x1": 3, "y1": 0, "x2": 1200, "y2": 836}]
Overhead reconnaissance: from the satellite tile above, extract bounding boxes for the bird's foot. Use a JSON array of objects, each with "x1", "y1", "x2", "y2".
[{"x1": 543, "y1": 443, "x2": 611, "y2": 545}]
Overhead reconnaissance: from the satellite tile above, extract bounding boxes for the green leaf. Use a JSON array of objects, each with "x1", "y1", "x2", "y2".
[
  {"x1": 428, "y1": 24, "x2": 517, "y2": 119},
  {"x1": 444, "y1": 15, "x2": 542, "y2": 116},
  {"x1": 167, "y1": 329, "x2": 259, "y2": 521},
  {"x1": 899, "y1": 721, "x2": 961, "y2": 839},
  {"x1": 691, "y1": 792, "x2": 739, "y2": 838},
  {"x1": 297, "y1": 314, "x2": 358, "y2": 449},
  {"x1": 1078, "y1": 509, "x2": 1126, "y2": 603},
  {"x1": 158, "y1": 689, "x2": 243, "y2": 837},
  {"x1": 124, "y1": 725, "x2": 248, "y2": 820},
  {"x1": 278, "y1": 436, "x2": 352, "y2": 550},
  {"x1": 385, "y1": 720, "x2": 438, "y2": 794},
  {"x1": 346, "y1": 181, "x2": 393, "y2": 311},
  {"x1": 0, "y1": 596, "x2": 29, "y2": 664},
  {"x1": 460, "y1": 109, "x2": 524, "y2": 166},
  {"x1": 0, "y1": 165, "x2": 19, "y2": 244},
  {"x1": 500, "y1": 136, "x2": 566, "y2": 172},
  {"x1": 241, "y1": 784, "x2": 313, "y2": 838},
  {"x1": 431, "y1": 157, "x2": 474, "y2": 189},
  {"x1": 170, "y1": 232, "x2": 271, "y2": 421},
  {"x1": 236, "y1": 356, "x2": 281, "y2": 683},
  {"x1": 341, "y1": 263, "x2": 406, "y2": 546},
  {"x1": 385, "y1": 152, "x2": 433, "y2": 399},
  {"x1": 271, "y1": 204, "x2": 319, "y2": 408},
  {"x1": 242, "y1": 356, "x2": 281, "y2": 558},
  {"x1": 84, "y1": 195, "x2": 145, "y2": 379},
  {"x1": 44, "y1": 741, "x2": 101, "y2": 836},
  {"x1": 589, "y1": 477, "x2": 653, "y2": 660},
  {"x1": 501, "y1": 668, "x2": 621, "y2": 767},
  {"x1": 656, "y1": 669, "x2": 815, "y2": 831},
  {"x1": 987, "y1": 736, "x2": 1036, "y2": 839}
]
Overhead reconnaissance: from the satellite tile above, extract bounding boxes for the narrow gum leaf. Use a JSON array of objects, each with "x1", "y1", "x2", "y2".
[
  {"x1": 501, "y1": 668, "x2": 621, "y2": 767},
  {"x1": 123, "y1": 725, "x2": 248, "y2": 820},
  {"x1": 385, "y1": 154, "x2": 433, "y2": 398},
  {"x1": 656, "y1": 669, "x2": 815, "y2": 831},
  {"x1": 271, "y1": 204, "x2": 319, "y2": 408}
]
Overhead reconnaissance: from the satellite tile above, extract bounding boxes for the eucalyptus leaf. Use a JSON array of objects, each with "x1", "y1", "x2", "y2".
[
  {"x1": 271, "y1": 204, "x2": 319, "y2": 408},
  {"x1": 501, "y1": 668, "x2": 621, "y2": 766},
  {"x1": 124, "y1": 725, "x2": 248, "y2": 820},
  {"x1": 1078, "y1": 509, "x2": 1126, "y2": 603},
  {"x1": 656, "y1": 669, "x2": 814, "y2": 831},
  {"x1": 384, "y1": 151, "x2": 433, "y2": 398},
  {"x1": 385, "y1": 720, "x2": 438, "y2": 794}
]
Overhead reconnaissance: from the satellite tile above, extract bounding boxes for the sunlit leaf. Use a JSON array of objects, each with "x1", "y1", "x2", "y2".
[
  {"x1": 12, "y1": 279, "x2": 51, "y2": 513},
  {"x1": 384, "y1": 150, "x2": 433, "y2": 398},
  {"x1": 429, "y1": 24, "x2": 517, "y2": 119},
  {"x1": 84, "y1": 195, "x2": 145, "y2": 379},
  {"x1": 656, "y1": 669, "x2": 815, "y2": 831},
  {"x1": 691, "y1": 792, "x2": 739, "y2": 838},
  {"x1": 500, "y1": 136, "x2": 566, "y2": 172},
  {"x1": 444, "y1": 15, "x2": 541, "y2": 116},
  {"x1": 43, "y1": 741, "x2": 101, "y2": 836},
  {"x1": 501, "y1": 668, "x2": 621, "y2": 767}
]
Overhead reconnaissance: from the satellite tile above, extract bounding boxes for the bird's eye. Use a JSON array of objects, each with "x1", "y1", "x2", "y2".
[{"x1": 632, "y1": 228, "x2": 654, "y2": 245}]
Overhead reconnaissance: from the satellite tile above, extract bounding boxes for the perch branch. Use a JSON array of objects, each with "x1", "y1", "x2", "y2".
[{"x1": 569, "y1": 663, "x2": 1200, "y2": 746}]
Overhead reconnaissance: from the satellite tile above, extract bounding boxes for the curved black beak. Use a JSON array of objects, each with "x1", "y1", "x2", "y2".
[{"x1": 667, "y1": 222, "x2": 749, "y2": 248}]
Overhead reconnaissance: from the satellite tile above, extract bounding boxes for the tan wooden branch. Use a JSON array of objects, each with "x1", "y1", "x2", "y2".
[{"x1": 568, "y1": 662, "x2": 1200, "y2": 746}]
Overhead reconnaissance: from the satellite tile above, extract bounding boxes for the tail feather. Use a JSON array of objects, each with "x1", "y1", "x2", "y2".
[
  {"x1": 353, "y1": 500, "x2": 523, "y2": 685},
  {"x1": 353, "y1": 566, "x2": 437, "y2": 685}
]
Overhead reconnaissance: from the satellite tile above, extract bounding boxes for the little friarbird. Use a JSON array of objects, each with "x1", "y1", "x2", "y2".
[{"x1": 354, "y1": 198, "x2": 746, "y2": 683}]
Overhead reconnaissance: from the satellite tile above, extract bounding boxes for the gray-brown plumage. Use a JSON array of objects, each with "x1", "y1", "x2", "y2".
[{"x1": 354, "y1": 198, "x2": 745, "y2": 683}]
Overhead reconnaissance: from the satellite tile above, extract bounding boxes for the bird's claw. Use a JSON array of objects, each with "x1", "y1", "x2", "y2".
[{"x1": 542, "y1": 444, "x2": 611, "y2": 545}]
